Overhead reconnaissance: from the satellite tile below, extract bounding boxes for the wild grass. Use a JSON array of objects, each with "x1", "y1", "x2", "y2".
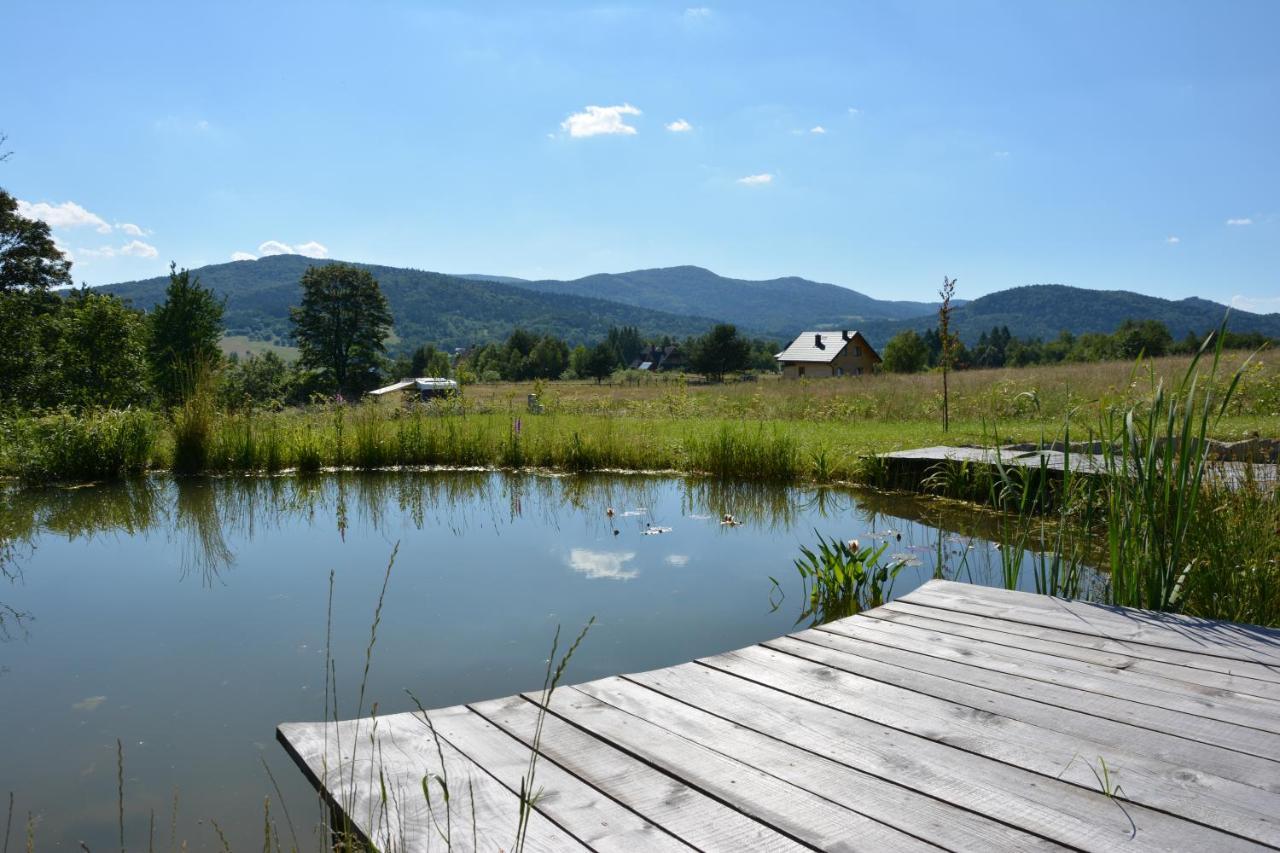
[
  {"x1": 5, "y1": 408, "x2": 157, "y2": 484},
  {"x1": 946, "y1": 333, "x2": 1280, "y2": 623},
  {"x1": 3, "y1": 351, "x2": 1273, "y2": 487}
]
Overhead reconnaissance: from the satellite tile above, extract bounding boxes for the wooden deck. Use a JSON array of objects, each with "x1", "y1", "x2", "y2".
[
  {"x1": 277, "y1": 580, "x2": 1280, "y2": 851},
  {"x1": 878, "y1": 445, "x2": 1278, "y2": 492}
]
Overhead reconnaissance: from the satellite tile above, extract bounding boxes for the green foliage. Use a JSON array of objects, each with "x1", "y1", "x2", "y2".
[
  {"x1": 881, "y1": 329, "x2": 929, "y2": 373},
  {"x1": 410, "y1": 343, "x2": 452, "y2": 378},
  {"x1": 1099, "y1": 333, "x2": 1244, "y2": 612},
  {"x1": 10, "y1": 409, "x2": 157, "y2": 483},
  {"x1": 104, "y1": 255, "x2": 718, "y2": 351},
  {"x1": 0, "y1": 188, "x2": 72, "y2": 407},
  {"x1": 170, "y1": 368, "x2": 217, "y2": 475},
  {"x1": 688, "y1": 323, "x2": 750, "y2": 382},
  {"x1": 54, "y1": 289, "x2": 150, "y2": 409},
  {"x1": 147, "y1": 263, "x2": 225, "y2": 406},
  {"x1": 686, "y1": 424, "x2": 799, "y2": 481},
  {"x1": 291, "y1": 262, "x2": 393, "y2": 396},
  {"x1": 583, "y1": 342, "x2": 618, "y2": 383},
  {"x1": 0, "y1": 187, "x2": 71, "y2": 294},
  {"x1": 218, "y1": 351, "x2": 302, "y2": 409},
  {"x1": 792, "y1": 532, "x2": 904, "y2": 624}
]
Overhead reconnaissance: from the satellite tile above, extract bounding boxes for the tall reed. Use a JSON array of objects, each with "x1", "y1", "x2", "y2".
[
  {"x1": 12, "y1": 408, "x2": 157, "y2": 484},
  {"x1": 1100, "y1": 332, "x2": 1248, "y2": 612}
]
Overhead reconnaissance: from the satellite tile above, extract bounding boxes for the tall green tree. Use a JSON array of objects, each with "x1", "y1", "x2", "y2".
[
  {"x1": 0, "y1": 187, "x2": 72, "y2": 407},
  {"x1": 55, "y1": 289, "x2": 149, "y2": 409},
  {"x1": 881, "y1": 329, "x2": 929, "y2": 373},
  {"x1": 410, "y1": 343, "x2": 451, "y2": 378},
  {"x1": 583, "y1": 341, "x2": 618, "y2": 383},
  {"x1": 528, "y1": 336, "x2": 570, "y2": 379},
  {"x1": 291, "y1": 263, "x2": 393, "y2": 396},
  {"x1": 689, "y1": 323, "x2": 750, "y2": 382},
  {"x1": 147, "y1": 262, "x2": 225, "y2": 405}
]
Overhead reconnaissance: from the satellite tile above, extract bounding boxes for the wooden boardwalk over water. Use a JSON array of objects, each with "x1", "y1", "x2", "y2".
[
  {"x1": 878, "y1": 445, "x2": 1278, "y2": 492},
  {"x1": 278, "y1": 580, "x2": 1280, "y2": 851}
]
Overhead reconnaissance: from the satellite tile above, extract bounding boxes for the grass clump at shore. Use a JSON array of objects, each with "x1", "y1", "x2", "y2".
[{"x1": 6, "y1": 408, "x2": 158, "y2": 484}]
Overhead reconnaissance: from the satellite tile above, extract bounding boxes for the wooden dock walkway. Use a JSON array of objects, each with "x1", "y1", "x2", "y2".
[
  {"x1": 878, "y1": 445, "x2": 1278, "y2": 492},
  {"x1": 277, "y1": 580, "x2": 1280, "y2": 851}
]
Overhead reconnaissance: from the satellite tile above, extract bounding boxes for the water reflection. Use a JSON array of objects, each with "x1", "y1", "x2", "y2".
[
  {"x1": 0, "y1": 471, "x2": 1103, "y2": 639},
  {"x1": 0, "y1": 470, "x2": 1106, "y2": 851}
]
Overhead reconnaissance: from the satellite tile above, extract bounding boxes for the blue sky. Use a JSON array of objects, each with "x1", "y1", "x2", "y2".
[{"x1": 3, "y1": 1, "x2": 1277, "y2": 308}]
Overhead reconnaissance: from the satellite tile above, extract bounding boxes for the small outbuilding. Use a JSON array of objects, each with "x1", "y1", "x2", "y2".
[
  {"x1": 775, "y1": 330, "x2": 881, "y2": 378},
  {"x1": 369, "y1": 377, "x2": 459, "y2": 401}
]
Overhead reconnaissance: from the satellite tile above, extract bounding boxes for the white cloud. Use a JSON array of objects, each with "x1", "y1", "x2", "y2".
[
  {"x1": 231, "y1": 251, "x2": 257, "y2": 261},
  {"x1": 567, "y1": 548, "x2": 638, "y2": 581},
  {"x1": 848, "y1": 107, "x2": 861, "y2": 116},
  {"x1": 665, "y1": 119, "x2": 693, "y2": 132},
  {"x1": 1230, "y1": 295, "x2": 1280, "y2": 314},
  {"x1": 664, "y1": 554, "x2": 690, "y2": 567},
  {"x1": 253, "y1": 240, "x2": 329, "y2": 259},
  {"x1": 737, "y1": 173, "x2": 774, "y2": 186},
  {"x1": 18, "y1": 199, "x2": 112, "y2": 233},
  {"x1": 120, "y1": 240, "x2": 158, "y2": 258},
  {"x1": 293, "y1": 241, "x2": 329, "y2": 259},
  {"x1": 116, "y1": 222, "x2": 149, "y2": 236},
  {"x1": 810, "y1": 126, "x2": 826, "y2": 134},
  {"x1": 1165, "y1": 235, "x2": 1181, "y2": 244},
  {"x1": 257, "y1": 240, "x2": 294, "y2": 256},
  {"x1": 77, "y1": 245, "x2": 117, "y2": 259},
  {"x1": 561, "y1": 104, "x2": 641, "y2": 138},
  {"x1": 993, "y1": 150, "x2": 1011, "y2": 158},
  {"x1": 1226, "y1": 217, "x2": 1253, "y2": 226},
  {"x1": 684, "y1": 7, "x2": 711, "y2": 18}
]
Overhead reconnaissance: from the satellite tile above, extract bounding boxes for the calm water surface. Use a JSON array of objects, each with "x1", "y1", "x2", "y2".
[{"x1": 0, "y1": 471, "x2": 1059, "y2": 850}]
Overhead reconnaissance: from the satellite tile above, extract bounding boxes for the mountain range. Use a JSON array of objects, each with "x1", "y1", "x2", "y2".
[{"x1": 100, "y1": 256, "x2": 1280, "y2": 353}]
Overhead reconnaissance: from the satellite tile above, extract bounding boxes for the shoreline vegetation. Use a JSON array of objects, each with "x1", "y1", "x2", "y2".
[
  {"x1": 3, "y1": 345, "x2": 1277, "y2": 627},
  {"x1": 2, "y1": 351, "x2": 1276, "y2": 486}
]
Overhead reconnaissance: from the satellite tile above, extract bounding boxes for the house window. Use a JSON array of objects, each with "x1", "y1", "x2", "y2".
[
  {"x1": 836, "y1": 367, "x2": 844, "y2": 377},
  {"x1": 798, "y1": 366, "x2": 806, "y2": 377},
  {"x1": 853, "y1": 346, "x2": 862, "y2": 357},
  {"x1": 855, "y1": 367, "x2": 863, "y2": 376}
]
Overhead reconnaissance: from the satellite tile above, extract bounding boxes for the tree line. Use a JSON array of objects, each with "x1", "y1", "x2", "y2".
[
  {"x1": 880, "y1": 319, "x2": 1271, "y2": 374},
  {"x1": 1, "y1": 184, "x2": 783, "y2": 413}
]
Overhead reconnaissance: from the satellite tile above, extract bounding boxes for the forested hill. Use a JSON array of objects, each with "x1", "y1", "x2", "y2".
[
  {"x1": 491, "y1": 265, "x2": 944, "y2": 339},
  {"x1": 860, "y1": 284, "x2": 1280, "y2": 349},
  {"x1": 100, "y1": 255, "x2": 723, "y2": 350},
  {"x1": 99, "y1": 257, "x2": 1280, "y2": 353}
]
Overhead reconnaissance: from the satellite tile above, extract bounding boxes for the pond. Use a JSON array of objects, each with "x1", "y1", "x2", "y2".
[{"x1": 0, "y1": 471, "x2": 1091, "y2": 850}]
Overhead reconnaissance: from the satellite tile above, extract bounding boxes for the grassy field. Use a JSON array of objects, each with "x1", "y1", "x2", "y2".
[
  {"x1": 2, "y1": 351, "x2": 1276, "y2": 485},
  {"x1": 461, "y1": 351, "x2": 1280, "y2": 436},
  {"x1": 219, "y1": 334, "x2": 301, "y2": 361}
]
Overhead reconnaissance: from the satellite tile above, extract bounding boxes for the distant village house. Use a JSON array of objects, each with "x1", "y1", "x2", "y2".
[
  {"x1": 630, "y1": 343, "x2": 687, "y2": 372},
  {"x1": 775, "y1": 330, "x2": 881, "y2": 378}
]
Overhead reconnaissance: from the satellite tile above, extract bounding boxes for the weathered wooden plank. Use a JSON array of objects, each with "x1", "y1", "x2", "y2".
[
  {"x1": 628, "y1": 661, "x2": 1262, "y2": 851},
  {"x1": 754, "y1": 634, "x2": 1280, "y2": 837},
  {"x1": 573, "y1": 675, "x2": 1069, "y2": 852},
  {"x1": 872, "y1": 601, "x2": 1280, "y2": 702},
  {"x1": 818, "y1": 613, "x2": 1280, "y2": 736},
  {"x1": 814, "y1": 614, "x2": 1280, "y2": 758},
  {"x1": 427, "y1": 700, "x2": 692, "y2": 852},
  {"x1": 277, "y1": 709, "x2": 590, "y2": 852},
  {"x1": 781, "y1": 629, "x2": 1280, "y2": 795},
  {"x1": 523, "y1": 682, "x2": 942, "y2": 852},
  {"x1": 470, "y1": 694, "x2": 807, "y2": 852},
  {"x1": 903, "y1": 580, "x2": 1280, "y2": 667}
]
